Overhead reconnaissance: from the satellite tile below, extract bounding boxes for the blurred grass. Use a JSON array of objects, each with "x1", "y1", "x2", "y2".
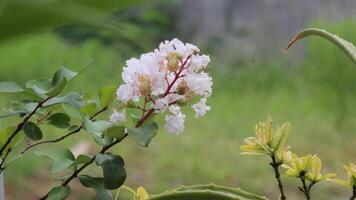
[{"x1": 0, "y1": 21, "x2": 355, "y2": 200}]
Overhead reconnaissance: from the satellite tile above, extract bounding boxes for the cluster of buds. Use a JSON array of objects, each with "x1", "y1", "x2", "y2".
[{"x1": 110, "y1": 39, "x2": 212, "y2": 134}]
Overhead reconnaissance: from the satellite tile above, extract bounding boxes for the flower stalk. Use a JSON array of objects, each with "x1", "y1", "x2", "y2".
[{"x1": 270, "y1": 155, "x2": 287, "y2": 200}]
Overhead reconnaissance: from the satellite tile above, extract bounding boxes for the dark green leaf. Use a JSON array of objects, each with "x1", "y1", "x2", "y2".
[
  {"x1": 104, "y1": 126, "x2": 125, "y2": 139},
  {"x1": 35, "y1": 149, "x2": 75, "y2": 173},
  {"x1": 95, "y1": 153, "x2": 126, "y2": 190},
  {"x1": 0, "y1": 82, "x2": 24, "y2": 93},
  {"x1": 47, "y1": 186, "x2": 71, "y2": 200},
  {"x1": 44, "y1": 92, "x2": 83, "y2": 109},
  {"x1": 47, "y1": 113, "x2": 71, "y2": 128},
  {"x1": 79, "y1": 175, "x2": 113, "y2": 200},
  {"x1": 99, "y1": 85, "x2": 117, "y2": 107},
  {"x1": 22, "y1": 122, "x2": 43, "y2": 141},
  {"x1": 127, "y1": 122, "x2": 158, "y2": 147}
]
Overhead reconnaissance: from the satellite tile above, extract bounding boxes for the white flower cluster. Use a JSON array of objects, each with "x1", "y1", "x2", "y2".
[{"x1": 110, "y1": 39, "x2": 212, "y2": 134}]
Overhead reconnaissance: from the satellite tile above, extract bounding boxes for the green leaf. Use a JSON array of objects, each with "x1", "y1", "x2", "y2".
[
  {"x1": 81, "y1": 102, "x2": 99, "y2": 117},
  {"x1": 83, "y1": 118, "x2": 114, "y2": 146},
  {"x1": 44, "y1": 92, "x2": 83, "y2": 109},
  {"x1": 62, "y1": 104, "x2": 83, "y2": 120},
  {"x1": 22, "y1": 122, "x2": 43, "y2": 141},
  {"x1": 127, "y1": 122, "x2": 158, "y2": 147},
  {"x1": 26, "y1": 67, "x2": 78, "y2": 97},
  {"x1": 285, "y1": 28, "x2": 356, "y2": 64},
  {"x1": 47, "y1": 113, "x2": 71, "y2": 128},
  {"x1": 104, "y1": 126, "x2": 125, "y2": 139},
  {"x1": 99, "y1": 85, "x2": 117, "y2": 107},
  {"x1": 95, "y1": 153, "x2": 127, "y2": 190},
  {"x1": 72, "y1": 154, "x2": 92, "y2": 168},
  {"x1": 35, "y1": 149, "x2": 75, "y2": 173},
  {"x1": 47, "y1": 186, "x2": 71, "y2": 200},
  {"x1": 83, "y1": 118, "x2": 114, "y2": 137},
  {"x1": 79, "y1": 175, "x2": 113, "y2": 200},
  {"x1": 271, "y1": 122, "x2": 291, "y2": 152},
  {"x1": 0, "y1": 126, "x2": 18, "y2": 150},
  {"x1": 0, "y1": 82, "x2": 24, "y2": 93}
]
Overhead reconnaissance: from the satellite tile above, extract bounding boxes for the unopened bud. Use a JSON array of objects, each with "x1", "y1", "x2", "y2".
[
  {"x1": 139, "y1": 75, "x2": 151, "y2": 97},
  {"x1": 167, "y1": 52, "x2": 180, "y2": 72},
  {"x1": 176, "y1": 81, "x2": 188, "y2": 95}
]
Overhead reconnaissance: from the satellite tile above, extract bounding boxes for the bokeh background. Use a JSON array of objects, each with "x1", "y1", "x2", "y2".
[{"x1": 0, "y1": 0, "x2": 355, "y2": 199}]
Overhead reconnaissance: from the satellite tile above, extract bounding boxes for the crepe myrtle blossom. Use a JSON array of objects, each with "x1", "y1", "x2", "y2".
[{"x1": 113, "y1": 38, "x2": 212, "y2": 134}]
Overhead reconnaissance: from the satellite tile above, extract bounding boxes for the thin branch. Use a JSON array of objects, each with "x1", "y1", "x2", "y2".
[
  {"x1": 0, "y1": 148, "x2": 12, "y2": 170},
  {"x1": 298, "y1": 176, "x2": 315, "y2": 200},
  {"x1": 20, "y1": 107, "x2": 107, "y2": 155},
  {"x1": 0, "y1": 97, "x2": 50, "y2": 158},
  {"x1": 350, "y1": 186, "x2": 356, "y2": 200},
  {"x1": 270, "y1": 155, "x2": 287, "y2": 200}
]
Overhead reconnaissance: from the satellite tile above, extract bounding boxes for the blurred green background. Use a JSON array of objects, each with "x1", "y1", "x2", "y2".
[{"x1": 0, "y1": 0, "x2": 355, "y2": 199}]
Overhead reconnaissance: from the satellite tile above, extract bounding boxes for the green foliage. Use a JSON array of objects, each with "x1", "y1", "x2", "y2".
[
  {"x1": 35, "y1": 149, "x2": 75, "y2": 173},
  {"x1": 104, "y1": 126, "x2": 126, "y2": 139},
  {"x1": 0, "y1": 82, "x2": 24, "y2": 93},
  {"x1": 240, "y1": 116, "x2": 291, "y2": 157},
  {"x1": 47, "y1": 186, "x2": 71, "y2": 200},
  {"x1": 79, "y1": 175, "x2": 113, "y2": 200},
  {"x1": 148, "y1": 184, "x2": 268, "y2": 200},
  {"x1": 95, "y1": 153, "x2": 127, "y2": 190},
  {"x1": 285, "y1": 28, "x2": 356, "y2": 64},
  {"x1": 22, "y1": 121, "x2": 43, "y2": 141},
  {"x1": 0, "y1": 0, "x2": 141, "y2": 42},
  {"x1": 47, "y1": 113, "x2": 71, "y2": 128},
  {"x1": 127, "y1": 122, "x2": 158, "y2": 147}
]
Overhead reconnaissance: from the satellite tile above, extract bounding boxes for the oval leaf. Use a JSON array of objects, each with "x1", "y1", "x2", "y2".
[
  {"x1": 0, "y1": 82, "x2": 24, "y2": 93},
  {"x1": 95, "y1": 153, "x2": 126, "y2": 190},
  {"x1": 47, "y1": 186, "x2": 71, "y2": 200},
  {"x1": 127, "y1": 122, "x2": 158, "y2": 147},
  {"x1": 79, "y1": 175, "x2": 113, "y2": 200},
  {"x1": 22, "y1": 122, "x2": 43, "y2": 141},
  {"x1": 47, "y1": 113, "x2": 71, "y2": 128}
]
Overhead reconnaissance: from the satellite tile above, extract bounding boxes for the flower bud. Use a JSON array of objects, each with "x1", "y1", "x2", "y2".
[
  {"x1": 167, "y1": 52, "x2": 180, "y2": 72},
  {"x1": 139, "y1": 75, "x2": 151, "y2": 97}
]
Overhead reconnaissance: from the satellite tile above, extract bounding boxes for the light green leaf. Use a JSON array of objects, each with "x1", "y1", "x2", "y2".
[
  {"x1": 81, "y1": 102, "x2": 99, "y2": 117},
  {"x1": 79, "y1": 175, "x2": 113, "y2": 200},
  {"x1": 83, "y1": 118, "x2": 113, "y2": 137},
  {"x1": 62, "y1": 104, "x2": 83, "y2": 120},
  {"x1": 35, "y1": 149, "x2": 75, "y2": 173},
  {"x1": 47, "y1": 186, "x2": 71, "y2": 200},
  {"x1": 328, "y1": 179, "x2": 351, "y2": 188},
  {"x1": 127, "y1": 122, "x2": 158, "y2": 147},
  {"x1": 99, "y1": 85, "x2": 117, "y2": 107},
  {"x1": 47, "y1": 113, "x2": 71, "y2": 128},
  {"x1": 271, "y1": 122, "x2": 291, "y2": 152},
  {"x1": 285, "y1": 28, "x2": 356, "y2": 64},
  {"x1": 95, "y1": 153, "x2": 126, "y2": 190},
  {"x1": 44, "y1": 92, "x2": 83, "y2": 109},
  {"x1": 104, "y1": 126, "x2": 125, "y2": 139},
  {"x1": 26, "y1": 67, "x2": 78, "y2": 97},
  {"x1": 22, "y1": 122, "x2": 43, "y2": 141},
  {"x1": 72, "y1": 154, "x2": 91, "y2": 168},
  {"x1": 0, "y1": 82, "x2": 24, "y2": 93},
  {"x1": 0, "y1": 126, "x2": 19, "y2": 150}
]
